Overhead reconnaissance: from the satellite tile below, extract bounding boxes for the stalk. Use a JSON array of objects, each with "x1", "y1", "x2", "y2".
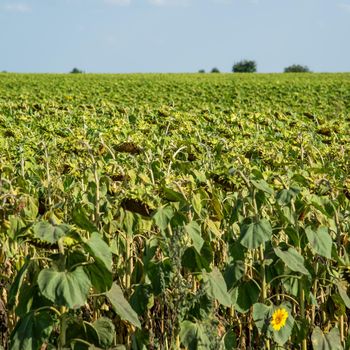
[
  {"x1": 59, "y1": 307, "x2": 68, "y2": 349},
  {"x1": 299, "y1": 278, "x2": 307, "y2": 350},
  {"x1": 93, "y1": 161, "x2": 100, "y2": 228},
  {"x1": 44, "y1": 145, "x2": 52, "y2": 208},
  {"x1": 340, "y1": 315, "x2": 344, "y2": 344},
  {"x1": 87, "y1": 144, "x2": 100, "y2": 228},
  {"x1": 260, "y1": 244, "x2": 270, "y2": 350},
  {"x1": 292, "y1": 196, "x2": 307, "y2": 350},
  {"x1": 260, "y1": 245, "x2": 267, "y2": 301},
  {"x1": 125, "y1": 234, "x2": 132, "y2": 290},
  {"x1": 20, "y1": 151, "x2": 25, "y2": 178},
  {"x1": 175, "y1": 335, "x2": 180, "y2": 349}
]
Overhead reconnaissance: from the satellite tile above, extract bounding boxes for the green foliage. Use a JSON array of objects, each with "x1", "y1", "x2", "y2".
[
  {"x1": 106, "y1": 283, "x2": 141, "y2": 329},
  {"x1": 1, "y1": 72, "x2": 350, "y2": 349},
  {"x1": 284, "y1": 64, "x2": 311, "y2": 73},
  {"x1": 9, "y1": 311, "x2": 54, "y2": 350},
  {"x1": 232, "y1": 59, "x2": 257, "y2": 72},
  {"x1": 311, "y1": 327, "x2": 342, "y2": 350},
  {"x1": 211, "y1": 67, "x2": 220, "y2": 73},
  {"x1": 37, "y1": 267, "x2": 92, "y2": 308},
  {"x1": 239, "y1": 218, "x2": 272, "y2": 249}
]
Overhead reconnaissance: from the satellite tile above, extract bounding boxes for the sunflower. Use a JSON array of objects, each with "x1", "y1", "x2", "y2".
[{"x1": 271, "y1": 308, "x2": 288, "y2": 331}]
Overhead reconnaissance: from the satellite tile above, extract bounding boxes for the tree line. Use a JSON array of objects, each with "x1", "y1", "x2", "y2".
[
  {"x1": 200, "y1": 60, "x2": 311, "y2": 74},
  {"x1": 68, "y1": 61, "x2": 311, "y2": 74}
]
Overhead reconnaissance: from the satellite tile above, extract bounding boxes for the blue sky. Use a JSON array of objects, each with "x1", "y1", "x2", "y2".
[{"x1": 0, "y1": 0, "x2": 349, "y2": 73}]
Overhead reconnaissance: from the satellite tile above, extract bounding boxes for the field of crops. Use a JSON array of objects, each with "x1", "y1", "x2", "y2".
[{"x1": 1, "y1": 72, "x2": 350, "y2": 350}]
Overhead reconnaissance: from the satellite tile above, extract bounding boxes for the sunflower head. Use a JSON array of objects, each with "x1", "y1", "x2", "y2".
[{"x1": 271, "y1": 308, "x2": 288, "y2": 331}]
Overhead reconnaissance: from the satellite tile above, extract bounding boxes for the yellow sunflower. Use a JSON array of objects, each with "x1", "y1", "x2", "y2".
[{"x1": 271, "y1": 308, "x2": 288, "y2": 331}]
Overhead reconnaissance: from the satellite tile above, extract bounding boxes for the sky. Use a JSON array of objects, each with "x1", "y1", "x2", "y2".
[{"x1": 0, "y1": 0, "x2": 349, "y2": 73}]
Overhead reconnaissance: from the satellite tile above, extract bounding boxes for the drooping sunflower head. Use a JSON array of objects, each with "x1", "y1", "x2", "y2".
[{"x1": 271, "y1": 308, "x2": 288, "y2": 331}]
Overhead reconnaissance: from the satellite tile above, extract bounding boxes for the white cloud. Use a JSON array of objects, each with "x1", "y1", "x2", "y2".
[
  {"x1": 148, "y1": 0, "x2": 190, "y2": 7},
  {"x1": 104, "y1": 0, "x2": 131, "y2": 5},
  {"x1": 3, "y1": 3, "x2": 31, "y2": 13},
  {"x1": 338, "y1": 3, "x2": 350, "y2": 13}
]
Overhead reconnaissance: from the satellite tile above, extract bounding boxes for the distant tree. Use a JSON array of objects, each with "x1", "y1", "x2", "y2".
[
  {"x1": 284, "y1": 64, "x2": 311, "y2": 73},
  {"x1": 70, "y1": 67, "x2": 84, "y2": 74},
  {"x1": 198, "y1": 69, "x2": 206, "y2": 73},
  {"x1": 211, "y1": 67, "x2": 220, "y2": 73},
  {"x1": 232, "y1": 60, "x2": 257, "y2": 73}
]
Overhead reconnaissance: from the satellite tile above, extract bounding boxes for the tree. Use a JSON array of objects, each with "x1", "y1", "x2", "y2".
[
  {"x1": 232, "y1": 60, "x2": 257, "y2": 73},
  {"x1": 70, "y1": 67, "x2": 84, "y2": 74},
  {"x1": 198, "y1": 69, "x2": 206, "y2": 73},
  {"x1": 211, "y1": 67, "x2": 220, "y2": 73},
  {"x1": 284, "y1": 64, "x2": 311, "y2": 73}
]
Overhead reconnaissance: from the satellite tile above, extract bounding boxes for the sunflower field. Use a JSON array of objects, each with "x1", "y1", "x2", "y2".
[{"x1": 0, "y1": 72, "x2": 350, "y2": 349}]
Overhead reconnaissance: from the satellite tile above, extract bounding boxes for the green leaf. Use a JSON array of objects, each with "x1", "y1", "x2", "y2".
[
  {"x1": 93, "y1": 317, "x2": 115, "y2": 348},
  {"x1": 66, "y1": 320, "x2": 96, "y2": 347},
  {"x1": 130, "y1": 284, "x2": 153, "y2": 315},
  {"x1": 337, "y1": 282, "x2": 350, "y2": 309},
  {"x1": 72, "y1": 205, "x2": 98, "y2": 233},
  {"x1": 9, "y1": 311, "x2": 54, "y2": 350},
  {"x1": 206, "y1": 218, "x2": 221, "y2": 237},
  {"x1": 253, "y1": 303, "x2": 271, "y2": 333},
  {"x1": 232, "y1": 280, "x2": 260, "y2": 313},
  {"x1": 276, "y1": 187, "x2": 299, "y2": 206},
  {"x1": 305, "y1": 226, "x2": 332, "y2": 259},
  {"x1": 85, "y1": 232, "x2": 112, "y2": 272},
  {"x1": 8, "y1": 258, "x2": 31, "y2": 310},
  {"x1": 84, "y1": 232, "x2": 113, "y2": 292},
  {"x1": 152, "y1": 205, "x2": 174, "y2": 231},
  {"x1": 85, "y1": 260, "x2": 113, "y2": 294},
  {"x1": 33, "y1": 221, "x2": 69, "y2": 244},
  {"x1": 7, "y1": 215, "x2": 26, "y2": 240},
  {"x1": 163, "y1": 186, "x2": 185, "y2": 202},
  {"x1": 185, "y1": 221, "x2": 204, "y2": 254},
  {"x1": 122, "y1": 210, "x2": 137, "y2": 236},
  {"x1": 65, "y1": 319, "x2": 101, "y2": 347},
  {"x1": 240, "y1": 218, "x2": 272, "y2": 249},
  {"x1": 191, "y1": 193, "x2": 202, "y2": 216},
  {"x1": 180, "y1": 321, "x2": 197, "y2": 349},
  {"x1": 38, "y1": 267, "x2": 91, "y2": 308},
  {"x1": 106, "y1": 282, "x2": 141, "y2": 329},
  {"x1": 251, "y1": 179, "x2": 274, "y2": 195},
  {"x1": 224, "y1": 260, "x2": 245, "y2": 289},
  {"x1": 311, "y1": 327, "x2": 342, "y2": 350},
  {"x1": 274, "y1": 247, "x2": 309, "y2": 275},
  {"x1": 221, "y1": 330, "x2": 237, "y2": 350},
  {"x1": 203, "y1": 267, "x2": 231, "y2": 307},
  {"x1": 179, "y1": 321, "x2": 211, "y2": 350}
]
